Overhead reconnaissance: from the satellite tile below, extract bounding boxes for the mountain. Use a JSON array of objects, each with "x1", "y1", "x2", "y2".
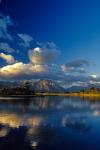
[
  {"x1": 66, "y1": 84, "x2": 100, "y2": 92},
  {"x1": 66, "y1": 86, "x2": 87, "y2": 92},
  {"x1": 33, "y1": 79, "x2": 65, "y2": 93}
]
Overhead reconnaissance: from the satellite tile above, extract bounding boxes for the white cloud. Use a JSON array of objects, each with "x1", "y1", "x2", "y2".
[
  {"x1": 0, "y1": 61, "x2": 62, "y2": 80},
  {"x1": 61, "y1": 59, "x2": 89, "y2": 74},
  {"x1": 0, "y1": 62, "x2": 32, "y2": 77},
  {"x1": 0, "y1": 13, "x2": 14, "y2": 40},
  {"x1": 0, "y1": 53, "x2": 15, "y2": 64},
  {"x1": 0, "y1": 42, "x2": 61, "y2": 80},
  {"x1": 0, "y1": 42, "x2": 15, "y2": 53},
  {"x1": 31, "y1": 64, "x2": 48, "y2": 73},
  {"x1": 90, "y1": 74, "x2": 97, "y2": 79},
  {"x1": 18, "y1": 33, "x2": 33, "y2": 47},
  {"x1": 61, "y1": 65, "x2": 86, "y2": 74},
  {"x1": 29, "y1": 43, "x2": 60, "y2": 65},
  {"x1": 0, "y1": 62, "x2": 49, "y2": 78}
]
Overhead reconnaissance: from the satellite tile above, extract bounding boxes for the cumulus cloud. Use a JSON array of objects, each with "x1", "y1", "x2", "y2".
[
  {"x1": 0, "y1": 41, "x2": 61, "y2": 80},
  {"x1": 61, "y1": 59, "x2": 89, "y2": 74},
  {"x1": 29, "y1": 42, "x2": 60, "y2": 65},
  {"x1": 18, "y1": 33, "x2": 33, "y2": 47},
  {"x1": 0, "y1": 53, "x2": 15, "y2": 64},
  {"x1": 0, "y1": 62, "x2": 50, "y2": 78},
  {"x1": 0, "y1": 12, "x2": 14, "y2": 40},
  {"x1": 0, "y1": 42, "x2": 15, "y2": 53},
  {"x1": 0, "y1": 61, "x2": 62, "y2": 80},
  {"x1": 90, "y1": 74, "x2": 97, "y2": 79},
  {"x1": 0, "y1": 62, "x2": 32, "y2": 78}
]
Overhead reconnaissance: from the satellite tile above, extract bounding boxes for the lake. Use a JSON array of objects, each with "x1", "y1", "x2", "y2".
[{"x1": 0, "y1": 96, "x2": 100, "y2": 150}]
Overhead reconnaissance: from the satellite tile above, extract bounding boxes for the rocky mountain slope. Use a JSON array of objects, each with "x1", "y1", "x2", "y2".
[{"x1": 33, "y1": 79, "x2": 65, "y2": 93}]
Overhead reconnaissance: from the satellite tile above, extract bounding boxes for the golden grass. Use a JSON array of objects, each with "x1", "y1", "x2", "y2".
[
  {"x1": 35, "y1": 92, "x2": 100, "y2": 97},
  {"x1": 34, "y1": 92, "x2": 100, "y2": 101}
]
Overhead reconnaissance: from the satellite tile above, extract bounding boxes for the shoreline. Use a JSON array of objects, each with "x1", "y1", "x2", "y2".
[
  {"x1": 0, "y1": 93, "x2": 100, "y2": 97},
  {"x1": 35, "y1": 93, "x2": 100, "y2": 97}
]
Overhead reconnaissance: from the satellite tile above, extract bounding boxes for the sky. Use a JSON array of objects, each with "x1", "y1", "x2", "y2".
[{"x1": 0, "y1": 0, "x2": 100, "y2": 87}]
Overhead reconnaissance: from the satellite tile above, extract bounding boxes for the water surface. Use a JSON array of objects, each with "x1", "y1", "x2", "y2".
[{"x1": 0, "y1": 96, "x2": 100, "y2": 150}]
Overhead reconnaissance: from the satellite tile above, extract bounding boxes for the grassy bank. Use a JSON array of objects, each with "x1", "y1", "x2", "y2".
[
  {"x1": 1, "y1": 92, "x2": 100, "y2": 97},
  {"x1": 35, "y1": 92, "x2": 100, "y2": 101},
  {"x1": 35, "y1": 92, "x2": 100, "y2": 97}
]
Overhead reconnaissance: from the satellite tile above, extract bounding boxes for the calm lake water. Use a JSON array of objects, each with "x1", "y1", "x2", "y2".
[{"x1": 0, "y1": 96, "x2": 100, "y2": 150}]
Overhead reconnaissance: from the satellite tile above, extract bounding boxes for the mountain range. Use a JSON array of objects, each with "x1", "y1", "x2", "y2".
[{"x1": 0, "y1": 80, "x2": 100, "y2": 93}]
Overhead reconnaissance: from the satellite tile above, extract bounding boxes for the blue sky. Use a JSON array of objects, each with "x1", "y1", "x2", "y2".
[{"x1": 0, "y1": 0, "x2": 100, "y2": 86}]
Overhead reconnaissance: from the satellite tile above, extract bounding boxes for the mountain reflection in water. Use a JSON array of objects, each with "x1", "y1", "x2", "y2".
[{"x1": 0, "y1": 96, "x2": 100, "y2": 150}]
